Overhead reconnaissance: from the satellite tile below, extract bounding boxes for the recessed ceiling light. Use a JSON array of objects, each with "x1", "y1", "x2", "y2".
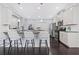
[
  {"x1": 56, "y1": 7, "x2": 60, "y2": 10},
  {"x1": 40, "y1": 19, "x2": 43, "y2": 22},
  {"x1": 38, "y1": 16, "x2": 41, "y2": 18},
  {"x1": 20, "y1": 6, "x2": 23, "y2": 9},
  {"x1": 18, "y1": 19, "x2": 20, "y2": 22},
  {"x1": 40, "y1": 3, "x2": 43, "y2": 5},
  {"x1": 27, "y1": 16, "x2": 31, "y2": 18},
  {"x1": 17, "y1": 3, "x2": 23, "y2": 9},
  {"x1": 37, "y1": 7, "x2": 40, "y2": 10},
  {"x1": 70, "y1": 8, "x2": 72, "y2": 10},
  {"x1": 49, "y1": 16, "x2": 52, "y2": 18}
]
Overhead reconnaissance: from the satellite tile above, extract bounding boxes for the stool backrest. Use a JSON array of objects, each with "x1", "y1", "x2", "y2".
[
  {"x1": 3, "y1": 32, "x2": 9, "y2": 38},
  {"x1": 0, "y1": 32, "x2": 7, "y2": 40},
  {"x1": 8, "y1": 30, "x2": 20, "y2": 40},
  {"x1": 39, "y1": 31, "x2": 49, "y2": 40},
  {"x1": 24, "y1": 31, "x2": 34, "y2": 40}
]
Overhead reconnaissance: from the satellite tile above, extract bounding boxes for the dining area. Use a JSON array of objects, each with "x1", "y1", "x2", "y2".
[
  {"x1": 0, "y1": 3, "x2": 59, "y2": 55},
  {"x1": 0, "y1": 23, "x2": 50, "y2": 55}
]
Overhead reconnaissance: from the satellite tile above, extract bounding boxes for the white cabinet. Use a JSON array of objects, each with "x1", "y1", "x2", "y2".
[
  {"x1": 62, "y1": 6, "x2": 79, "y2": 25},
  {"x1": 63, "y1": 8, "x2": 74, "y2": 25},
  {"x1": 60, "y1": 31, "x2": 79, "y2": 48},
  {"x1": 72, "y1": 6, "x2": 79, "y2": 24},
  {"x1": 60, "y1": 31, "x2": 68, "y2": 46}
]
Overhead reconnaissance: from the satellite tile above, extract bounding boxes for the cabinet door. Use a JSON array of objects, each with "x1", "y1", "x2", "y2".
[
  {"x1": 72, "y1": 6, "x2": 79, "y2": 24},
  {"x1": 63, "y1": 8, "x2": 73, "y2": 25}
]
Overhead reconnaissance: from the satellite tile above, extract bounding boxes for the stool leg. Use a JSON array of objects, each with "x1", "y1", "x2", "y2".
[
  {"x1": 33, "y1": 43, "x2": 35, "y2": 54},
  {"x1": 17, "y1": 40, "x2": 19, "y2": 54},
  {"x1": 3, "y1": 40, "x2": 5, "y2": 55},
  {"x1": 27, "y1": 43, "x2": 29, "y2": 54},
  {"x1": 24, "y1": 41, "x2": 26, "y2": 54},
  {"x1": 27, "y1": 40, "x2": 29, "y2": 55},
  {"x1": 32, "y1": 39, "x2": 35, "y2": 55},
  {"x1": 20, "y1": 39, "x2": 23, "y2": 47},
  {"x1": 14, "y1": 40, "x2": 16, "y2": 54},
  {"x1": 19, "y1": 39, "x2": 23, "y2": 54},
  {"x1": 8, "y1": 40, "x2": 12, "y2": 55},
  {"x1": 39, "y1": 40, "x2": 41, "y2": 55},
  {"x1": 45, "y1": 40, "x2": 49, "y2": 55}
]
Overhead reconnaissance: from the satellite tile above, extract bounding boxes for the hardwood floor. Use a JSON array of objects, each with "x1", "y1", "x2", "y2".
[
  {"x1": 50, "y1": 37, "x2": 79, "y2": 55},
  {"x1": 0, "y1": 37, "x2": 79, "y2": 55},
  {"x1": 0, "y1": 47, "x2": 49, "y2": 55}
]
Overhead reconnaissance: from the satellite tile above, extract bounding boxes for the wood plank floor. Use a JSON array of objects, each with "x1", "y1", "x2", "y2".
[
  {"x1": 0, "y1": 37, "x2": 79, "y2": 55},
  {"x1": 0, "y1": 47, "x2": 49, "y2": 55},
  {"x1": 50, "y1": 37, "x2": 79, "y2": 55}
]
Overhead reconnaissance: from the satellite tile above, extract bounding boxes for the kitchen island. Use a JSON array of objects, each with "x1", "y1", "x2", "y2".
[{"x1": 60, "y1": 31, "x2": 79, "y2": 48}]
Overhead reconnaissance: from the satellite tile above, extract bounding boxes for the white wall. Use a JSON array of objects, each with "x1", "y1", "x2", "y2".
[
  {"x1": 21, "y1": 19, "x2": 53, "y2": 32},
  {"x1": 0, "y1": 4, "x2": 18, "y2": 33},
  {"x1": 0, "y1": 4, "x2": 53, "y2": 38}
]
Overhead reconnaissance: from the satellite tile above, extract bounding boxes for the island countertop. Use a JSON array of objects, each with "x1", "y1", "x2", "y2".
[
  {"x1": 60, "y1": 31, "x2": 79, "y2": 33},
  {"x1": 60, "y1": 31, "x2": 79, "y2": 48}
]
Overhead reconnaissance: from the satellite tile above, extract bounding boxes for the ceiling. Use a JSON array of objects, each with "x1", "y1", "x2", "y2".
[{"x1": 2, "y1": 3, "x2": 76, "y2": 20}]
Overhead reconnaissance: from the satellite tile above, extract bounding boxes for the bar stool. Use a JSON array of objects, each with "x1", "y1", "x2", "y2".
[
  {"x1": 0, "y1": 32, "x2": 11, "y2": 55},
  {"x1": 24, "y1": 31, "x2": 35, "y2": 54},
  {"x1": 7, "y1": 30, "x2": 23, "y2": 54},
  {"x1": 39, "y1": 31, "x2": 49, "y2": 54},
  {"x1": 24, "y1": 39, "x2": 35, "y2": 54},
  {"x1": 39, "y1": 39, "x2": 49, "y2": 54}
]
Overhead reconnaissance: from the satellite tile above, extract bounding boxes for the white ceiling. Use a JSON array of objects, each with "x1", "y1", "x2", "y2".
[{"x1": 2, "y1": 3, "x2": 76, "y2": 19}]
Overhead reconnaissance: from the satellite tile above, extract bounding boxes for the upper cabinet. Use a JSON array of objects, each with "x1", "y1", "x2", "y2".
[
  {"x1": 56, "y1": 8, "x2": 74, "y2": 26},
  {"x1": 63, "y1": 7, "x2": 74, "y2": 25},
  {"x1": 62, "y1": 6, "x2": 79, "y2": 25},
  {"x1": 72, "y1": 6, "x2": 79, "y2": 25}
]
